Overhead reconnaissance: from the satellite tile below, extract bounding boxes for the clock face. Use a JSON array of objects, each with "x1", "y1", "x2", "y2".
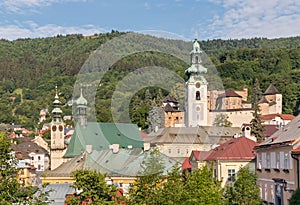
[
  {"x1": 195, "y1": 82, "x2": 201, "y2": 88},
  {"x1": 59, "y1": 125, "x2": 63, "y2": 132},
  {"x1": 52, "y1": 125, "x2": 57, "y2": 132}
]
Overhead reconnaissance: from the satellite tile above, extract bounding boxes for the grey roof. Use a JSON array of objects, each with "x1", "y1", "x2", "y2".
[
  {"x1": 11, "y1": 137, "x2": 48, "y2": 159},
  {"x1": 263, "y1": 84, "x2": 280, "y2": 95},
  {"x1": 44, "y1": 155, "x2": 84, "y2": 177},
  {"x1": 260, "y1": 114, "x2": 300, "y2": 146},
  {"x1": 45, "y1": 183, "x2": 75, "y2": 205},
  {"x1": 146, "y1": 126, "x2": 241, "y2": 145},
  {"x1": 44, "y1": 148, "x2": 178, "y2": 178}
]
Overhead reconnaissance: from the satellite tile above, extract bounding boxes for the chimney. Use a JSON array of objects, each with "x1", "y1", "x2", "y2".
[
  {"x1": 86, "y1": 145, "x2": 92, "y2": 154},
  {"x1": 242, "y1": 126, "x2": 251, "y2": 138},
  {"x1": 144, "y1": 143, "x2": 150, "y2": 151},
  {"x1": 112, "y1": 144, "x2": 119, "y2": 153}
]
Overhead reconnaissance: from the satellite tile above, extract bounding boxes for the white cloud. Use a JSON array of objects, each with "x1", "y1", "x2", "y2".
[
  {"x1": 0, "y1": 0, "x2": 88, "y2": 13},
  {"x1": 0, "y1": 22, "x2": 107, "y2": 40},
  {"x1": 204, "y1": 0, "x2": 300, "y2": 39}
]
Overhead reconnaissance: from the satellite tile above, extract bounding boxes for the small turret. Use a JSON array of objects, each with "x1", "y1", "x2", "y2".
[{"x1": 75, "y1": 88, "x2": 87, "y2": 127}]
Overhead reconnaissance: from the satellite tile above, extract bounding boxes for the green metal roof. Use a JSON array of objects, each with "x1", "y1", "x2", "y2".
[{"x1": 64, "y1": 122, "x2": 144, "y2": 158}]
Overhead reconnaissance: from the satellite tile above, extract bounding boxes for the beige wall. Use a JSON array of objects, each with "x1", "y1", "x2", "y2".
[
  {"x1": 208, "y1": 110, "x2": 253, "y2": 127},
  {"x1": 208, "y1": 160, "x2": 254, "y2": 188},
  {"x1": 256, "y1": 145, "x2": 296, "y2": 204},
  {"x1": 156, "y1": 143, "x2": 212, "y2": 158},
  {"x1": 164, "y1": 111, "x2": 184, "y2": 127}
]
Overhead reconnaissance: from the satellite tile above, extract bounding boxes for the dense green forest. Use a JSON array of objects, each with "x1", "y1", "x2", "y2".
[{"x1": 0, "y1": 31, "x2": 300, "y2": 131}]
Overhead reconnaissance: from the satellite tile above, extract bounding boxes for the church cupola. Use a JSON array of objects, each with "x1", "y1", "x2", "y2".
[{"x1": 75, "y1": 88, "x2": 87, "y2": 127}]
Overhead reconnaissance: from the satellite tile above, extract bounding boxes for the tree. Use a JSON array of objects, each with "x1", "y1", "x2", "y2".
[
  {"x1": 213, "y1": 113, "x2": 232, "y2": 127},
  {"x1": 224, "y1": 166, "x2": 261, "y2": 205},
  {"x1": 127, "y1": 149, "x2": 165, "y2": 205},
  {"x1": 156, "y1": 165, "x2": 185, "y2": 205},
  {"x1": 68, "y1": 169, "x2": 118, "y2": 204},
  {"x1": 290, "y1": 188, "x2": 300, "y2": 205},
  {"x1": 0, "y1": 132, "x2": 50, "y2": 204},
  {"x1": 184, "y1": 166, "x2": 223, "y2": 204},
  {"x1": 250, "y1": 78, "x2": 265, "y2": 142}
]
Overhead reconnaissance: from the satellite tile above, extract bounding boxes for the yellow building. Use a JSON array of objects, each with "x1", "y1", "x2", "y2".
[{"x1": 190, "y1": 136, "x2": 258, "y2": 187}]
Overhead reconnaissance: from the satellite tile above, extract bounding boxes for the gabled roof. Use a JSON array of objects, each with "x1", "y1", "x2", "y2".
[
  {"x1": 259, "y1": 114, "x2": 300, "y2": 146},
  {"x1": 182, "y1": 157, "x2": 192, "y2": 171},
  {"x1": 64, "y1": 122, "x2": 144, "y2": 158},
  {"x1": 47, "y1": 148, "x2": 178, "y2": 177},
  {"x1": 164, "y1": 103, "x2": 176, "y2": 112},
  {"x1": 190, "y1": 150, "x2": 212, "y2": 161},
  {"x1": 260, "y1": 114, "x2": 295, "y2": 121},
  {"x1": 263, "y1": 84, "x2": 280, "y2": 95},
  {"x1": 218, "y1": 90, "x2": 242, "y2": 98},
  {"x1": 11, "y1": 137, "x2": 48, "y2": 159},
  {"x1": 146, "y1": 126, "x2": 241, "y2": 145},
  {"x1": 205, "y1": 137, "x2": 258, "y2": 161},
  {"x1": 164, "y1": 95, "x2": 178, "y2": 103}
]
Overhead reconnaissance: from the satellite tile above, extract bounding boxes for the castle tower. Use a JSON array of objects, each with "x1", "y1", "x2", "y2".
[
  {"x1": 50, "y1": 86, "x2": 66, "y2": 170},
  {"x1": 259, "y1": 84, "x2": 282, "y2": 115},
  {"x1": 185, "y1": 38, "x2": 208, "y2": 127},
  {"x1": 75, "y1": 88, "x2": 88, "y2": 127}
]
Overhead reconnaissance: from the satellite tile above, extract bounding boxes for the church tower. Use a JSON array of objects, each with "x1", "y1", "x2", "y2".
[
  {"x1": 50, "y1": 86, "x2": 66, "y2": 170},
  {"x1": 185, "y1": 38, "x2": 208, "y2": 127},
  {"x1": 75, "y1": 88, "x2": 88, "y2": 127}
]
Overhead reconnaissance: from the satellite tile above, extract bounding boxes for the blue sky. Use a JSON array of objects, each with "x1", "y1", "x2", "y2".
[{"x1": 0, "y1": 0, "x2": 300, "y2": 40}]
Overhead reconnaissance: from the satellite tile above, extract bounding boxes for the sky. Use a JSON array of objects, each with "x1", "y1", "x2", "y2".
[{"x1": 0, "y1": 0, "x2": 300, "y2": 41}]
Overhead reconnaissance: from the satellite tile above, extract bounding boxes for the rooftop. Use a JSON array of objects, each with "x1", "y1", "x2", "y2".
[{"x1": 205, "y1": 137, "x2": 258, "y2": 161}]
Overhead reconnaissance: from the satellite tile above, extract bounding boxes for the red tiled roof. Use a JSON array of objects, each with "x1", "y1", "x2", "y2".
[
  {"x1": 292, "y1": 147, "x2": 300, "y2": 154},
  {"x1": 140, "y1": 131, "x2": 148, "y2": 139},
  {"x1": 182, "y1": 157, "x2": 192, "y2": 172},
  {"x1": 191, "y1": 150, "x2": 212, "y2": 161},
  {"x1": 205, "y1": 137, "x2": 258, "y2": 161},
  {"x1": 261, "y1": 114, "x2": 295, "y2": 121},
  {"x1": 264, "y1": 125, "x2": 279, "y2": 138}
]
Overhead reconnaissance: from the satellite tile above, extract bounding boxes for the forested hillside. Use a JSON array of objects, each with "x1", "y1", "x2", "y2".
[{"x1": 0, "y1": 31, "x2": 300, "y2": 131}]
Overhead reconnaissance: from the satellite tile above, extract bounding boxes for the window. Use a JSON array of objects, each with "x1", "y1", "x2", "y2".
[
  {"x1": 214, "y1": 169, "x2": 217, "y2": 178},
  {"x1": 284, "y1": 153, "x2": 289, "y2": 169},
  {"x1": 31, "y1": 156, "x2": 34, "y2": 160},
  {"x1": 264, "y1": 184, "x2": 268, "y2": 201},
  {"x1": 257, "y1": 153, "x2": 262, "y2": 169},
  {"x1": 228, "y1": 169, "x2": 235, "y2": 182},
  {"x1": 38, "y1": 156, "x2": 41, "y2": 161},
  {"x1": 168, "y1": 149, "x2": 171, "y2": 154},
  {"x1": 196, "y1": 91, "x2": 200, "y2": 100},
  {"x1": 276, "y1": 152, "x2": 280, "y2": 169},
  {"x1": 266, "y1": 153, "x2": 271, "y2": 168},
  {"x1": 186, "y1": 149, "x2": 189, "y2": 154},
  {"x1": 177, "y1": 149, "x2": 180, "y2": 154}
]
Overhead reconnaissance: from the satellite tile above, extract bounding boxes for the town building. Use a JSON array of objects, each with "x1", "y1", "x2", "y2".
[
  {"x1": 204, "y1": 136, "x2": 258, "y2": 187},
  {"x1": 146, "y1": 126, "x2": 241, "y2": 162},
  {"x1": 259, "y1": 84, "x2": 282, "y2": 116},
  {"x1": 254, "y1": 114, "x2": 300, "y2": 205},
  {"x1": 11, "y1": 137, "x2": 50, "y2": 172},
  {"x1": 162, "y1": 95, "x2": 184, "y2": 127}
]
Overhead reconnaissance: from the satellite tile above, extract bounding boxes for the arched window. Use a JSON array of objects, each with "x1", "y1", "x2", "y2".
[
  {"x1": 195, "y1": 56, "x2": 198, "y2": 63},
  {"x1": 196, "y1": 91, "x2": 200, "y2": 100}
]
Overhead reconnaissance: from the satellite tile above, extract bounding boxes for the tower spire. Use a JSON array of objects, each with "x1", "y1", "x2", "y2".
[
  {"x1": 75, "y1": 87, "x2": 88, "y2": 127},
  {"x1": 52, "y1": 86, "x2": 63, "y2": 123}
]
